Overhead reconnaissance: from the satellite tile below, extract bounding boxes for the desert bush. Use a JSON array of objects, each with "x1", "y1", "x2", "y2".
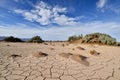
[
  {"x1": 68, "y1": 34, "x2": 83, "y2": 42},
  {"x1": 28, "y1": 36, "x2": 44, "y2": 43},
  {"x1": 3, "y1": 36, "x2": 23, "y2": 42},
  {"x1": 83, "y1": 33, "x2": 116, "y2": 45},
  {"x1": 67, "y1": 32, "x2": 119, "y2": 46}
]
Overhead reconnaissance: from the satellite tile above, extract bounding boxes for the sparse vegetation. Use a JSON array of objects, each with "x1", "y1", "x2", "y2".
[
  {"x1": 83, "y1": 33, "x2": 116, "y2": 45},
  {"x1": 28, "y1": 36, "x2": 44, "y2": 43},
  {"x1": 68, "y1": 34, "x2": 83, "y2": 42},
  {"x1": 3, "y1": 36, "x2": 23, "y2": 42},
  {"x1": 68, "y1": 32, "x2": 120, "y2": 46}
]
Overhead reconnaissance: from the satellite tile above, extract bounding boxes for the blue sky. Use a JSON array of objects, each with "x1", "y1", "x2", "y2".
[{"x1": 0, "y1": 0, "x2": 120, "y2": 41}]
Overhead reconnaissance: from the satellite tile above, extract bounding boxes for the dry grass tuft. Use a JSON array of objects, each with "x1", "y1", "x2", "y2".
[{"x1": 33, "y1": 51, "x2": 48, "y2": 58}]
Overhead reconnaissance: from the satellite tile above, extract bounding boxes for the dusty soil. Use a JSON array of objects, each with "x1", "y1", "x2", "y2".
[{"x1": 0, "y1": 42, "x2": 120, "y2": 80}]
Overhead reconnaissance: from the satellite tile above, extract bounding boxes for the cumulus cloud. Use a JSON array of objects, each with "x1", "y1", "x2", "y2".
[
  {"x1": 96, "y1": 0, "x2": 120, "y2": 14},
  {"x1": 96, "y1": 0, "x2": 107, "y2": 8},
  {"x1": 14, "y1": 1, "x2": 79, "y2": 26}
]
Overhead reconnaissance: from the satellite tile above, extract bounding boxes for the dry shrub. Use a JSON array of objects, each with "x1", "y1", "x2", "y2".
[
  {"x1": 76, "y1": 46, "x2": 85, "y2": 50},
  {"x1": 33, "y1": 52, "x2": 48, "y2": 58},
  {"x1": 90, "y1": 50, "x2": 100, "y2": 56}
]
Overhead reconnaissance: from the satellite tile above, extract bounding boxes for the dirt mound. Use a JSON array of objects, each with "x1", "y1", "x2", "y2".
[
  {"x1": 33, "y1": 51, "x2": 48, "y2": 58},
  {"x1": 59, "y1": 53, "x2": 89, "y2": 66},
  {"x1": 90, "y1": 50, "x2": 100, "y2": 56},
  {"x1": 76, "y1": 46, "x2": 85, "y2": 50},
  {"x1": 70, "y1": 54, "x2": 89, "y2": 66},
  {"x1": 59, "y1": 53, "x2": 73, "y2": 58}
]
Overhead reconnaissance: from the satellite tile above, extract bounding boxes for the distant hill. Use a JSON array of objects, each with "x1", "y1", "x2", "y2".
[{"x1": 0, "y1": 36, "x2": 30, "y2": 41}]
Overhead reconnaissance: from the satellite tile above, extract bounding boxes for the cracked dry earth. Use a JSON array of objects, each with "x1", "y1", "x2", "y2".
[{"x1": 0, "y1": 42, "x2": 120, "y2": 80}]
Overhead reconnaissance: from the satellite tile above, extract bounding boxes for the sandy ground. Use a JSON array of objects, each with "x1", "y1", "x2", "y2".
[{"x1": 0, "y1": 42, "x2": 120, "y2": 80}]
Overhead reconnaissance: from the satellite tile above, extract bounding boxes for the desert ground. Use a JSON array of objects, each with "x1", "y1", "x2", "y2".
[{"x1": 0, "y1": 42, "x2": 120, "y2": 80}]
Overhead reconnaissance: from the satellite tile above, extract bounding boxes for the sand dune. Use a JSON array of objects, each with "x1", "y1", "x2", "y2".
[{"x1": 0, "y1": 42, "x2": 120, "y2": 80}]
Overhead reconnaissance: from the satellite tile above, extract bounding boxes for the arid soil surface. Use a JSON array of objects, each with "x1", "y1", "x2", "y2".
[{"x1": 0, "y1": 42, "x2": 120, "y2": 80}]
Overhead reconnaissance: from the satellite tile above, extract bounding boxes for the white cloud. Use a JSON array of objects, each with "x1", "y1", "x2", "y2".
[
  {"x1": 96, "y1": 0, "x2": 107, "y2": 8},
  {"x1": 96, "y1": 0, "x2": 120, "y2": 14},
  {"x1": 0, "y1": 22, "x2": 120, "y2": 41},
  {"x1": 107, "y1": 4, "x2": 120, "y2": 14},
  {"x1": 14, "y1": 1, "x2": 79, "y2": 26}
]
